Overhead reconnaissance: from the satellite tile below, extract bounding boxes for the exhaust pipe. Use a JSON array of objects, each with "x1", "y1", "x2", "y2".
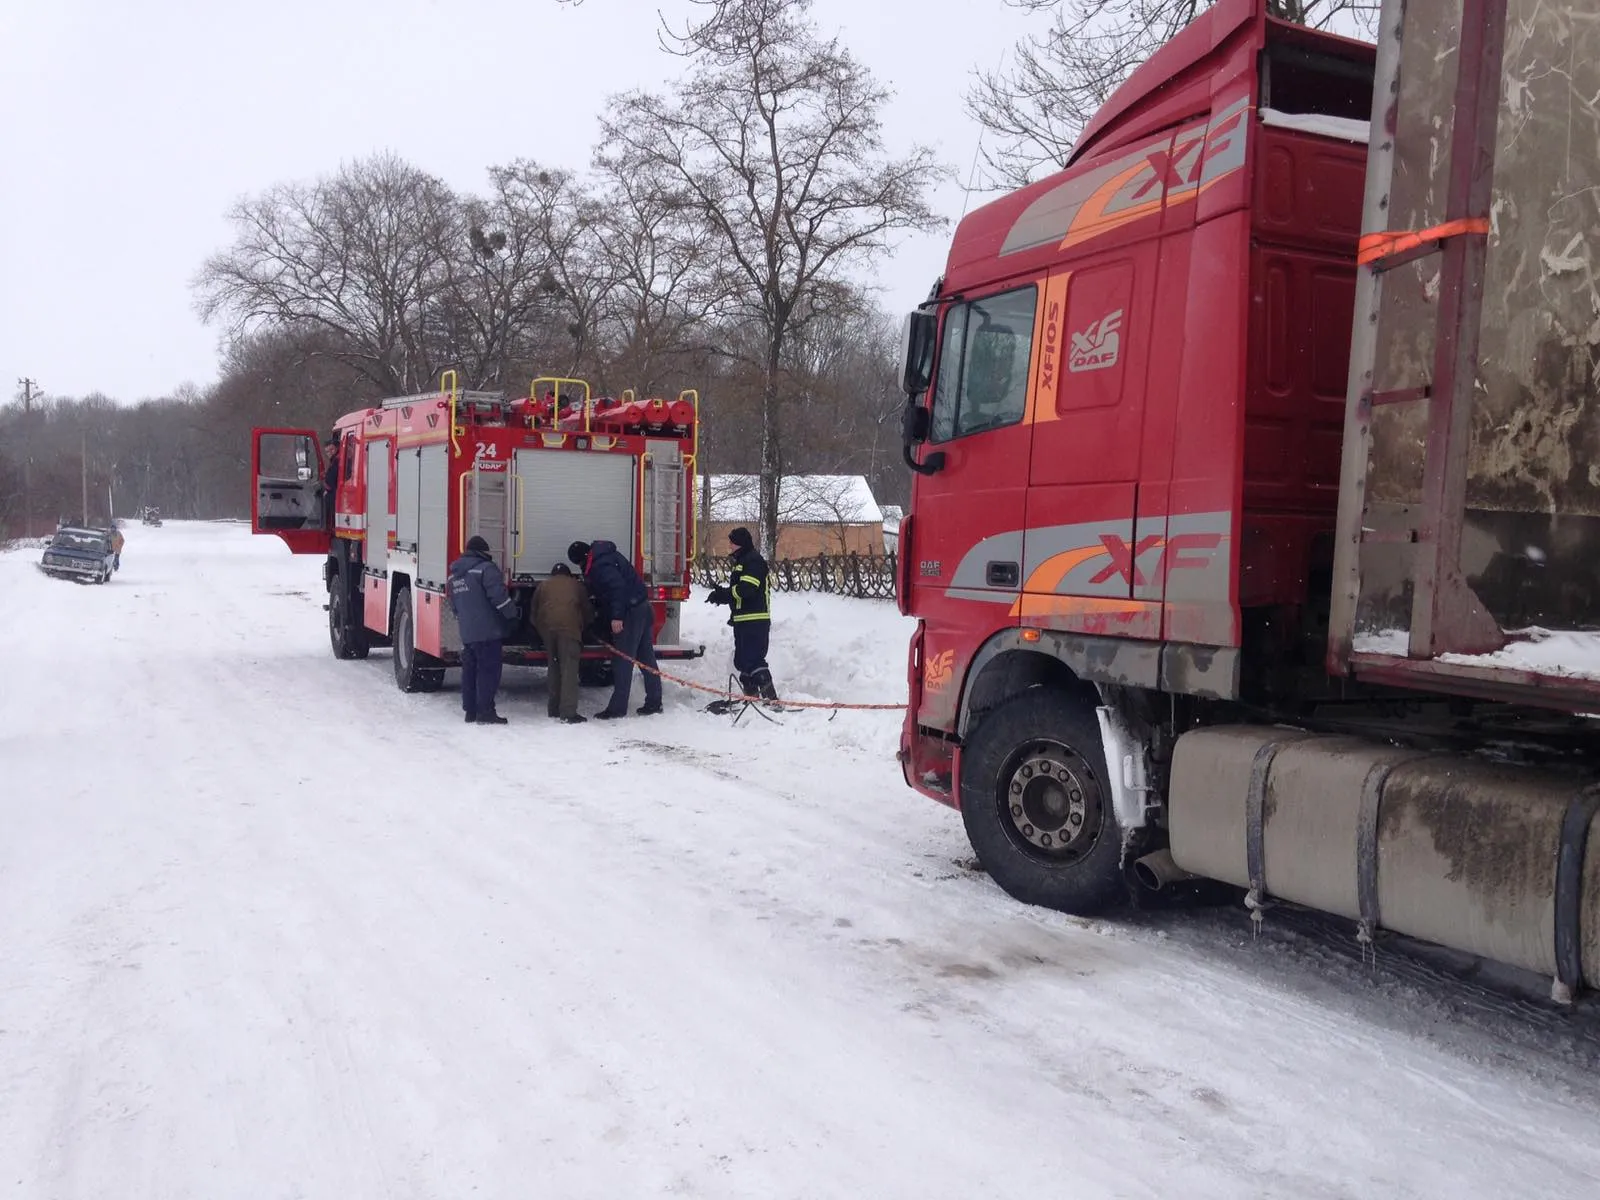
[{"x1": 1133, "y1": 848, "x2": 1201, "y2": 892}]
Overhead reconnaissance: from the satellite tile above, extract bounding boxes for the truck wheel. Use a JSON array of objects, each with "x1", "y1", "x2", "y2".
[
  {"x1": 578, "y1": 656, "x2": 615, "y2": 688},
  {"x1": 959, "y1": 689, "x2": 1125, "y2": 916},
  {"x1": 328, "y1": 579, "x2": 370, "y2": 660},
  {"x1": 392, "y1": 588, "x2": 444, "y2": 693}
]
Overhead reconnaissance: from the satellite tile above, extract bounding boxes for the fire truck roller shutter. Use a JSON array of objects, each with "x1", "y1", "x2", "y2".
[
  {"x1": 511, "y1": 449, "x2": 637, "y2": 579},
  {"x1": 364, "y1": 442, "x2": 389, "y2": 573},
  {"x1": 418, "y1": 444, "x2": 450, "y2": 589},
  {"x1": 395, "y1": 447, "x2": 420, "y2": 553}
]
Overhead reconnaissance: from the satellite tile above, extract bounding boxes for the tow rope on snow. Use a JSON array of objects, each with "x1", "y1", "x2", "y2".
[{"x1": 601, "y1": 645, "x2": 907, "y2": 712}]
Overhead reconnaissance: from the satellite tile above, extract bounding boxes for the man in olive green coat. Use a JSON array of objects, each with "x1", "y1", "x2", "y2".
[{"x1": 534, "y1": 562, "x2": 595, "y2": 724}]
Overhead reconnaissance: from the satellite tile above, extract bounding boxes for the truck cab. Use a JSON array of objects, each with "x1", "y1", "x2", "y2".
[{"x1": 899, "y1": 0, "x2": 1375, "y2": 803}]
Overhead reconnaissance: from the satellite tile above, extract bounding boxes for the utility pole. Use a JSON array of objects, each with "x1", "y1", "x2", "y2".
[
  {"x1": 17, "y1": 378, "x2": 37, "y2": 536},
  {"x1": 81, "y1": 428, "x2": 90, "y2": 524}
]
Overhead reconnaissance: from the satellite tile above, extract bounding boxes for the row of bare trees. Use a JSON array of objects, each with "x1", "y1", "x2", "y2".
[
  {"x1": 4, "y1": 0, "x2": 1367, "y2": 542},
  {"x1": 1, "y1": 0, "x2": 942, "y2": 547}
]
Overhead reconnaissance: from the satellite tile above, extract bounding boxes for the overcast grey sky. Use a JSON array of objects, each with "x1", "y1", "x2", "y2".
[{"x1": 0, "y1": 0, "x2": 1034, "y2": 403}]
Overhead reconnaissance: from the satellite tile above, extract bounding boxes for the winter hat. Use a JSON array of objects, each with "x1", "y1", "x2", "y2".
[
  {"x1": 466, "y1": 535, "x2": 491, "y2": 555},
  {"x1": 728, "y1": 526, "x2": 754, "y2": 551},
  {"x1": 567, "y1": 540, "x2": 591, "y2": 565}
]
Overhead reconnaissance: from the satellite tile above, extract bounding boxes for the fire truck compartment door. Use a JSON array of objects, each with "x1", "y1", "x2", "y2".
[
  {"x1": 512, "y1": 449, "x2": 636, "y2": 578},
  {"x1": 395, "y1": 447, "x2": 420, "y2": 552},
  {"x1": 417, "y1": 444, "x2": 450, "y2": 587},
  {"x1": 365, "y1": 441, "x2": 390, "y2": 572}
]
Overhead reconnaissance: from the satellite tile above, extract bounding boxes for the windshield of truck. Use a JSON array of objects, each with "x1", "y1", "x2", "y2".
[
  {"x1": 930, "y1": 285, "x2": 1037, "y2": 441},
  {"x1": 51, "y1": 530, "x2": 108, "y2": 551}
]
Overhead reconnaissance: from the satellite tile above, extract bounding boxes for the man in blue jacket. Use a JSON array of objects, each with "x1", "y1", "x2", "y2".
[
  {"x1": 568, "y1": 539, "x2": 663, "y2": 719},
  {"x1": 449, "y1": 535, "x2": 518, "y2": 725}
]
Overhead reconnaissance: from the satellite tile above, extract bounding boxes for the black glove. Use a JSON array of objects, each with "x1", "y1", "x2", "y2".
[{"x1": 707, "y1": 586, "x2": 732, "y2": 605}]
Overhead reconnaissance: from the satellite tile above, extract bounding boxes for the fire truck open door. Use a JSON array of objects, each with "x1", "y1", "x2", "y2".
[{"x1": 250, "y1": 427, "x2": 332, "y2": 556}]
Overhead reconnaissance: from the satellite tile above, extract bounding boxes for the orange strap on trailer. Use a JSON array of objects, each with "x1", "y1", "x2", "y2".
[{"x1": 1357, "y1": 218, "x2": 1490, "y2": 266}]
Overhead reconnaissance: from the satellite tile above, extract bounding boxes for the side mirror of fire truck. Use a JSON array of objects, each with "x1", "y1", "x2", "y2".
[{"x1": 294, "y1": 441, "x2": 314, "y2": 482}]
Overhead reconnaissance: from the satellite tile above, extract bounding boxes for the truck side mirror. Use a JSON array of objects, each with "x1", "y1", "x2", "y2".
[
  {"x1": 901, "y1": 402, "x2": 946, "y2": 476},
  {"x1": 900, "y1": 309, "x2": 937, "y2": 397},
  {"x1": 902, "y1": 402, "x2": 931, "y2": 444}
]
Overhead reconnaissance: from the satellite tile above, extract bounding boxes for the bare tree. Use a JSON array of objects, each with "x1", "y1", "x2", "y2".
[
  {"x1": 599, "y1": 0, "x2": 946, "y2": 551},
  {"x1": 432, "y1": 161, "x2": 577, "y2": 388},
  {"x1": 779, "y1": 473, "x2": 874, "y2": 554},
  {"x1": 195, "y1": 153, "x2": 458, "y2": 395},
  {"x1": 591, "y1": 153, "x2": 730, "y2": 395},
  {"x1": 967, "y1": 0, "x2": 1378, "y2": 188}
]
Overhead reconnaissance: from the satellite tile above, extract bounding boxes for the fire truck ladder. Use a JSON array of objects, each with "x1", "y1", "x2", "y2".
[
  {"x1": 380, "y1": 389, "x2": 505, "y2": 411},
  {"x1": 642, "y1": 452, "x2": 686, "y2": 585}
]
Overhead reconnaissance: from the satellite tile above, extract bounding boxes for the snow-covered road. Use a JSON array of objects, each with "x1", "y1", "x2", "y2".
[{"x1": 4, "y1": 521, "x2": 1600, "y2": 1199}]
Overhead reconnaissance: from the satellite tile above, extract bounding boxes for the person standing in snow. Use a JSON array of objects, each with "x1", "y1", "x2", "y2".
[
  {"x1": 448, "y1": 535, "x2": 518, "y2": 725},
  {"x1": 706, "y1": 526, "x2": 777, "y2": 702},
  {"x1": 109, "y1": 524, "x2": 126, "y2": 572},
  {"x1": 567, "y1": 538, "x2": 664, "y2": 720},
  {"x1": 533, "y1": 561, "x2": 594, "y2": 725}
]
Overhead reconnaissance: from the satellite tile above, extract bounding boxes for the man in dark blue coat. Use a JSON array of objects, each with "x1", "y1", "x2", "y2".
[
  {"x1": 568, "y1": 539, "x2": 663, "y2": 719},
  {"x1": 449, "y1": 535, "x2": 518, "y2": 725}
]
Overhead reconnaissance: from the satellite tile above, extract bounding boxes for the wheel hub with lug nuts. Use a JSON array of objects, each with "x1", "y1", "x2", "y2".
[{"x1": 1006, "y1": 752, "x2": 1093, "y2": 856}]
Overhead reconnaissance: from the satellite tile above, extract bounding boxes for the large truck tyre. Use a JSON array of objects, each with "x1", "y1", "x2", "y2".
[
  {"x1": 578, "y1": 656, "x2": 615, "y2": 688},
  {"x1": 328, "y1": 569, "x2": 370, "y2": 660},
  {"x1": 391, "y1": 588, "x2": 445, "y2": 693},
  {"x1": 959, "y1": 689, "x2": 1126, "y2": 915}
]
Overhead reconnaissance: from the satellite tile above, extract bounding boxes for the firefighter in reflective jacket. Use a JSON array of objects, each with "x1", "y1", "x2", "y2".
[{"x1": 707, "y1": 526, "x2": 777, "y2": 701}]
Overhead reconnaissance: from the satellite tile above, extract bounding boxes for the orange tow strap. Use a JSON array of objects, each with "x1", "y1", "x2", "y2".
[
  {"x1": 604, "y1": 645, "x2": 907, "y2": 711},
  {"x1": 1358, "y1": 217, "x2": 1490, "y2": 266}
]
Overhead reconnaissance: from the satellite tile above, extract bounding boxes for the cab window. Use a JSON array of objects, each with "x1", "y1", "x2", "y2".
[{"x1": 930, "y1": 285, "x2": 1037, "y2": 442}]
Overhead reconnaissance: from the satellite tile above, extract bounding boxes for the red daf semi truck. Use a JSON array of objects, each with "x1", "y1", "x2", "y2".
[
  {"x1": 897, "y1": 0, "x2": 1600, "y2": 996},
  {"x1": 251, "y1": 376, "x2": 702, "y2": 692}
]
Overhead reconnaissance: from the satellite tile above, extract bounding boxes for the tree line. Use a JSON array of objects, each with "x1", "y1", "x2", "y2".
[
  {"x1": 1, "y1": 0, "x2": 1357, "y2": 543},
  {"x1": 1, "y1": 0, "x2": 940, "y2": 546}
]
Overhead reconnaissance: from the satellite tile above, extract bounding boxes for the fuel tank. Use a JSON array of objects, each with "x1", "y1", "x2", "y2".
[{"x1": 1167, "y1": 726, "x2": 1600, "y2": 992}]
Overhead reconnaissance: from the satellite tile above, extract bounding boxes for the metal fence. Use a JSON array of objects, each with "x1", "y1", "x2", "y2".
[{"x1": 693, "y1": 551, "x2": 898, "y2": 601}]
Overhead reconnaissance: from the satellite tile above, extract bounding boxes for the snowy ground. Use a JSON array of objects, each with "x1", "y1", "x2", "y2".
[{"x1": 5, "y1": 522, "x2": 1600, "y2": 1199}]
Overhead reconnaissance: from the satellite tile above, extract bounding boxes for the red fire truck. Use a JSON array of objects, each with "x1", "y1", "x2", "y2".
[
  {"x1": 897, "y1": 0, "x2": 1600, "y2": 995},
  {"x1": 251, "y1": 375, "x2": 703, "y2": 692}
]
